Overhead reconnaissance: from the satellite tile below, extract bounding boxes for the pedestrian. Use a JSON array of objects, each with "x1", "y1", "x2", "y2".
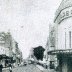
[
  {"x1": 18, "y1": 63, "x2": 19, "y2": 66},
  {"x1": 55, "y1": 65, "x2": 60, "y2": 72},
  {"x1": 9, "y1": 63, "x2": 12, "y2": 72},
  {"x1": 0, "y1": 64, "x2": 3, "y2": 72}
]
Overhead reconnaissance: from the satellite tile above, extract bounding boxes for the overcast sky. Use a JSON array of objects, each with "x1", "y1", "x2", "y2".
[{"x1": 0, "y1": 0, "x2": 61, "y2": 59}]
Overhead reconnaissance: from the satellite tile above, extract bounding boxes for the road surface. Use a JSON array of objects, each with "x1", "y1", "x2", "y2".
[{"x1": 12, "y1": 64, "x2": 43, "y2": 72}]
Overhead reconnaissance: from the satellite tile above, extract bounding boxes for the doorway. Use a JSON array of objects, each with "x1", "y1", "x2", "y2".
[{"x1": 67, "y1": 57, "x2": 72, "y2": 72}]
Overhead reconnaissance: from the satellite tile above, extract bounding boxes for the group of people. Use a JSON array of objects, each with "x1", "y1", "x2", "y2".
[{"x1": 0, "y1": 63, "x2": 12, "y2": 72}]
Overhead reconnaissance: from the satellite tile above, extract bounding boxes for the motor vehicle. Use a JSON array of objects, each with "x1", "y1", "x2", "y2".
[
  {"x1": 23, "y1": 62, "x2": 27, "y2": 66},
  {"x1": 28, "y1": 60, "x2": 32, "y2": 64}
]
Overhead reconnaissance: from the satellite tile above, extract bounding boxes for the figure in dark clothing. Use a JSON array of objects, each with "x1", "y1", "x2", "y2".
[
  {"x1": 0, "y1": 64, "x2": 3, "y2": 72},
  {"x1": 50, "y1": 61, "x2": 55, "y2": 69}
]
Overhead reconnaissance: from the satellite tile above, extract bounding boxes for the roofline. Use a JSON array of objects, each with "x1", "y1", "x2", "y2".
[
  {"x1": 58, "y1": 16, "x2": 72, "y2": 24},
  {"x1": 54, "y1": 5, "x2": 72, "y2": 23}
]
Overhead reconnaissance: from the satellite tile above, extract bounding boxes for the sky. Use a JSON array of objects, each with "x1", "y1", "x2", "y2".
[{"x1": 0, "y1": 0, "x2": 62, "y2": 59}]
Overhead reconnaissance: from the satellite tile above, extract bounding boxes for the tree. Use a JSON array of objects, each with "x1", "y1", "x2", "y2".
[{"x1": 33, "y1": 46, "x2": 45, "y2": 60}]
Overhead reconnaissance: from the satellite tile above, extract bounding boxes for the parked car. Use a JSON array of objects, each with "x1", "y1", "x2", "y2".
[
  {"x1": 28, "y1": 60, "x2": 32, "y2": 64},
  {"x1": 23, "y1": 62, "x2": 27, "y2": 66}
]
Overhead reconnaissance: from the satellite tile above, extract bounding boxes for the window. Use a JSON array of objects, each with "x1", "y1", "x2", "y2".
[
  {"x1": 69, "y1": 31, "x2": 71, "y2": 48},
  {"x1": 65, "y1": 32, "x2": 66, "y2": 49}
]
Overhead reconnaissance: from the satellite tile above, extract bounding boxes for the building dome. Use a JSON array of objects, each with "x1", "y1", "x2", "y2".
[{"x1": 54, "y1": 0, "x2": 72, "y2": 22}]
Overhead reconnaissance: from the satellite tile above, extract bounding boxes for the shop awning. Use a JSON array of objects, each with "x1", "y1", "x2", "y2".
[
  {"x1": 48, "y1": 49, "x2": 72, "y2": 55},
  {"x1": 0, "y1": 54, "x2": 7, "y2": 59},
  {"x1": 0, "y1": 54, "x2": 13, "y2": 60}
]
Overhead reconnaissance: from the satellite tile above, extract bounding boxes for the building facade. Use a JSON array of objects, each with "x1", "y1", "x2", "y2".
[
  {"x1": 0, "y1": 32, "x2": 23, "y2": 67},
  {"x1": 48, "y1": 0, "x2": 72, "y2": 72}
]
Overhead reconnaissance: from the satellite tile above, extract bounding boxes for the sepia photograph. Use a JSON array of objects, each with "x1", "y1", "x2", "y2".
[{"x1": 0, "y1": 0, "x2": 71, "y2": 72}]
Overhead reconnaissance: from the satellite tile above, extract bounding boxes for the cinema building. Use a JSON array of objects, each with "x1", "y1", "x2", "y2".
[{"x1": 48, "y1": 0, "x2": 72, "y2": 72}]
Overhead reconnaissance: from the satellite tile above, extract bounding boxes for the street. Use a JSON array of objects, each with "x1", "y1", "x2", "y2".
[
  {"x1": 3, "y1": 64, "x2": 56, "y2": 72},
  {"x1": 12, "y1": 64, "x2": 43, "y2": 72}
]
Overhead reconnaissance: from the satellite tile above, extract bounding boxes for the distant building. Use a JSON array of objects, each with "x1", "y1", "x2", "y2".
[
  {"x1": 46, "y1": 24, "x2": 57, "y2": 69},
  {"x1": 11, "y1": 40, "x2": 23, "y2": 67},
  {"x1": 0, "y1": 32, "x2": 11, "y2": 67},
  {"x1": 15, "y1": 42, "x2": 23, "y2": 66},
  {"x1": 0, "y1": 32, "x2": 23, "y2": 67},
  {"x1": 28, "y1": 48, "x2": 34, "y2": 61}
]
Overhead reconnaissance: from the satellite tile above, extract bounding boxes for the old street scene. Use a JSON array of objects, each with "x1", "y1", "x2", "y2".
[{"x1": 0, "y1": 0, "x2": 72, "y2": 72}]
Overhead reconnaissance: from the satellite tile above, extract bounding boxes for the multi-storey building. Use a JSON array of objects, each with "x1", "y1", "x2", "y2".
[
  {"x1": 15, "y1": 42, "x2": 23, "y2": 66},
  {"x1": 47, "y1": 0, "x2": 72, "y2": 72},
  {"x1": 46, "y1": 24, "x2": 57, "y2": 69},
  {"x1": 0, "y1": 32, "x2": 23, "y2": 67},
  {"x1": 0, "y1": 32, "x2": 11, "y2": 67}
]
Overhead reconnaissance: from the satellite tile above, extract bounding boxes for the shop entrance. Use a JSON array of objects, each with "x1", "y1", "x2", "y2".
[{"x1": 67, "y1": 57, "x2": 72, "y2": 72}]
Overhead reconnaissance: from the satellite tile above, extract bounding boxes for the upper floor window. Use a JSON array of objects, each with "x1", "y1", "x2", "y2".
[{"x1": 69, "y1": 31, "x2": 71, "y2": 48}]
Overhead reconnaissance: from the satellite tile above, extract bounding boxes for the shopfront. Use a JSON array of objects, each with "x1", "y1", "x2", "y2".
[
  {"x1": 48, "y1": 49, "x2": 72, "y2": 72},
  {"x1": 0, "y1": 54, "x2": 14, "y2": 67}
]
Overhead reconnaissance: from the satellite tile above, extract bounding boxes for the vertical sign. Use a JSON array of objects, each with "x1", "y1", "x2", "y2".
[{"x1": 49, "y1": 25, "x2": 55, "y2": 47}]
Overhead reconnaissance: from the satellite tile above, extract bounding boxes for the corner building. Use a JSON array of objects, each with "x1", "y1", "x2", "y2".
[{"x1": 48, "y1": 0, "x2": 72, "y2": 72}]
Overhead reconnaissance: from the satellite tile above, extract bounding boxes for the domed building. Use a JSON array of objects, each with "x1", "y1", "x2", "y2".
[
  {"x1": 48, "y1": 0, "x2": 72, "y2": 72},
  {"x1": 54, "y1": 0, "x2": 72, "y2": 51}
]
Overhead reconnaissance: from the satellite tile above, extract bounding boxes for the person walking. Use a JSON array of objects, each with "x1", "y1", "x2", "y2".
[{"x1": 0, "y1": 64, "x2": 3, "y2": 72}]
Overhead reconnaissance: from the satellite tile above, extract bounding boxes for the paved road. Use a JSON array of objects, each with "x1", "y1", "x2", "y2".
[
  {"x1": 12, "y1": 64, "x2": 43, "y2": 72},
  {"x1": 3, "y1": 68, "x2": 10, "y2": 72},
  {"x1": 2, "y1": 65, "x2": 56, "y2": 72}
]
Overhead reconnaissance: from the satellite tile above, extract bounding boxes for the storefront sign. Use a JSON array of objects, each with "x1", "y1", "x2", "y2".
[
  {"x1": 49, "y1": 26, "x2": 55, "y2": 47},
  {"x1": 61, "y1": 10, "x2": 72, "y2": 18},
  {"x1": 56, "y1": 7, "x2": 72, "y2": 24}
]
